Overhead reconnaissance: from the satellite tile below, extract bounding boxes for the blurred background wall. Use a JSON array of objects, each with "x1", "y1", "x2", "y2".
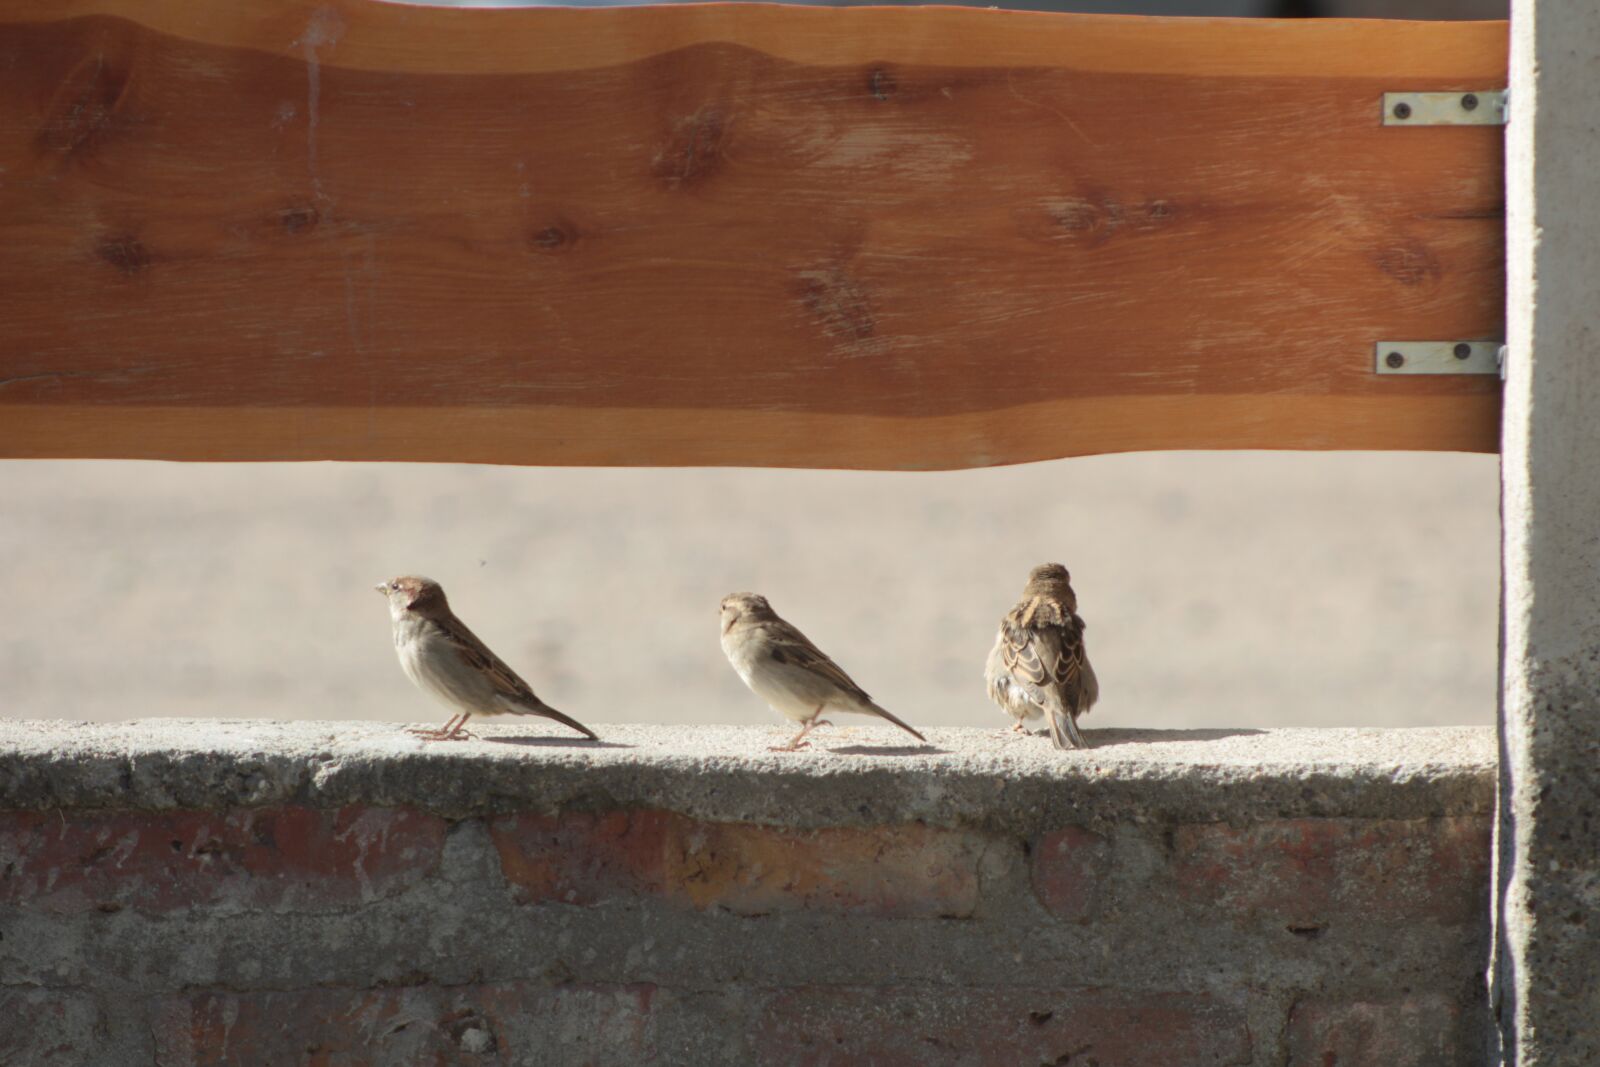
[{"x1": 0, "y1": 453, "x2": 1498, "y2": 730}]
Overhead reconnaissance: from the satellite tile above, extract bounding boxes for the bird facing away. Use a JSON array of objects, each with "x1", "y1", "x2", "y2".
[
  {"x1": 985, "y1": 563, "x2": 1099, "y2": 750},
  {"x1": 719, "y1": 592, "x2": 927, "y2": 752},
  {"x1": 376, "y1": 576, "x2": 597, "y2": 743}
]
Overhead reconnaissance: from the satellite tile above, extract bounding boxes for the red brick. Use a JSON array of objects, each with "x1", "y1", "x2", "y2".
[
  {"x1": 1030, "y1": 825, "x2": 1109, "y2": 921},
  {"x1": 490, "y1": 810, "x2": 984, "y2": 917},
  {"x1": 1286, "y1": 994, "x2": 1467, "y2": 1066},
  {"x1": 491, "y1": 809, "x2": 673, "y2": 905},
  {"x1": 756, "y1": 987, "x2": 1251, "y2": 1066},
  {"x1": 0, "y1": 806, "x2": 446, "y2": 913},
  {"x1": 668, "y1": 819, "x2": 983, "y2": 917},
  {"x1": 1171, "y1": 816, "x2": 1489, "y2": 925},
  {"x1": 152, "y1": 983, "x2": 658, "y2": 1066}
]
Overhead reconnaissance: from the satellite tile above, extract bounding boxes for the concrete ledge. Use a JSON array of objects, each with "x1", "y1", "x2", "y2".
[{"x1": 0, "y1": 720, "x2": 1494, "y2": 829}]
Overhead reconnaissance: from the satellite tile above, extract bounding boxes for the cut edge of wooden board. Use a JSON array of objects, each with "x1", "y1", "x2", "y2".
[
  {"x1": 14, "y1": 2, "x2": 1510, "y2": 79},
  {"x1": 0, "y1": 394, "x2": 1500, "y2": 469}
]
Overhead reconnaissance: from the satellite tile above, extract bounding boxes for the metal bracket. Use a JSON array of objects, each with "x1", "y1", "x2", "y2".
[
  {"x1": 1375, "y1": 341, "x2": 1503, "y2": 376},
  {"x1": 1382, "y1": 91, "x2": 1507, "y2": 126}
]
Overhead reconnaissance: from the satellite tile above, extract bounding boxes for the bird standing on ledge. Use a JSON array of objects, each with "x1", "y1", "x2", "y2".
[
  {"x1": 985, "y1": 563, "x2": 1099, "y2": 750},
  {"x1": 720, "y1": 591, "x2": 927, "y2": 752},
  {"x1": 376, "y1": 576, "x2": 597, "y2": 743}
]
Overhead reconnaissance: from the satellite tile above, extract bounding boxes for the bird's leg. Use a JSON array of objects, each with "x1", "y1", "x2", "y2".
[
  {"x1": 445, "y1": 714, "x2": 475, "y2": 741},
  {"x1": 772, "y1": 725, "x2": 810, "y2": 752},
  {"x1": 1010, "y1": 720, "x2": 1028, "y2": 734},
  {"x1": 408, "y1": 713, "x2": 461, "y2": 739},
  {"x1": 409, "y1": 713, "x2": 474, "y2": 741},
  {"x1": 771, "y1": 708, "x2": 830, "y2": 752}
]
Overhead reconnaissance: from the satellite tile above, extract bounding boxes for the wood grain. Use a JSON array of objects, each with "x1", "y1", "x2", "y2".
[{"x1": 0, "y1": 2, "x2": 1507, "y2": 468}]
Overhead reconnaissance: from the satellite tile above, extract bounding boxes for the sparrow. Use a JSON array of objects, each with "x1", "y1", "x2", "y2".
[
  {"x1": 719, "y1": 592, "x2": 927, "y2": 751},
  {"x1": 985, "y1": 563, "x2": 1099, "y2": 750},
  {"x1": 376, "y1": 576, "x2": 597, "y2": 743}
]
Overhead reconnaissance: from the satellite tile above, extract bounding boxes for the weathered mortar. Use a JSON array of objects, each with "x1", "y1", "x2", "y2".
[{"x1": 0, "y1": 720, "x2": 1493, "y2": 1065}]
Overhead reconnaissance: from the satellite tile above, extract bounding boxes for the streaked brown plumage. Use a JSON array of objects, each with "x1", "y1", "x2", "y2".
[
  {"x1": 376, "y1": 576, "x2": 597, "y2": 743},
  {"x1": 720, "y1": 592, "x2": 927, "y2": 752},
  {"x1": 985, "y1": 563, "x2": 1098, "y2": 750}
]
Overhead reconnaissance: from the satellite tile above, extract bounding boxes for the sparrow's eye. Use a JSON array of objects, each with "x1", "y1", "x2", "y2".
[{"x1": 389, "y1": 581, "x2": 399, "y2": 591}]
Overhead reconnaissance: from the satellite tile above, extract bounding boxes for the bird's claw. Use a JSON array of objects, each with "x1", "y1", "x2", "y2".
[{"x1": 407, "y1": 726, "x2": 474, "y2": 742}]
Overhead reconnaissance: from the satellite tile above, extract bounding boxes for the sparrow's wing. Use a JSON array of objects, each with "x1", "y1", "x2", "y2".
[
  {"x1": 436, "y1": 616, "x2": 539, "y2": 702},
  {"x1": 435, "y1": 616, "x2": 598, "y2": 739},
  {"x1": 1001, "y1": 604, "x2": 1087, "y2": 708},
  {"x1": 1003, "y1": 599, "x2": 1091, "y2": 749},
  {"x1": 763, "y1": 622, "x2": 925, "y2": 742},
  {"x1": 765, "y1": 620, "x2": 875, "y2": 704}
]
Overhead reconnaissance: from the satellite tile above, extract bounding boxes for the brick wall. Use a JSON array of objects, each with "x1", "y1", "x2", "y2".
[{"x1": 0, "y1": 721, "x2": 1494, "y2": 1065}]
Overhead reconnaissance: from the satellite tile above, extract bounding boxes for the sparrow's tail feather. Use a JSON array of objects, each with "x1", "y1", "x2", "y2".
[
  {"x1": 867, "y1": 702, "x2": 927, "y2": 744},
  {"x1": 531, "y1": 702, "x2": 599, "y2": 741},
  {"x1": 1046, "y1": 704, "x2": 1087, "y2": 751}
]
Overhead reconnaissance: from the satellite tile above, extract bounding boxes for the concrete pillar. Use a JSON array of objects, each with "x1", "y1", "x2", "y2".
[{"x1": 1495, "y1": 0, "x2": 1600, "y2": 1061}]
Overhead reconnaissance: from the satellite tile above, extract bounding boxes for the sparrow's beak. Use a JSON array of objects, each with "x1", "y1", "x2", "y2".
[{"x1": 374, "y1": 583, "x2": 388, "y2": 595}]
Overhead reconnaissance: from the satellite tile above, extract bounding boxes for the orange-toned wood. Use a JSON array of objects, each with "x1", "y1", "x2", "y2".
[{"x1": 0, "y1": 2, "x2": 1506, "y2": 469}]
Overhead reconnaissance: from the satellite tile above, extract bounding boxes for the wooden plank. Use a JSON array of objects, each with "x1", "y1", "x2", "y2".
[{"x1": 0, "y1": 2, "x2": 1506, "y2": 469}]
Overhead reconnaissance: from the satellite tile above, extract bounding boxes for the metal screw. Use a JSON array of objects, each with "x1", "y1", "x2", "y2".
[
  {"x1": 1386, "y1": 352, "x2": 1405, "y2": 369},
  {"x1": 1393, "y1": 102, "x2": 1412, "y2": 120},
  {"x1": 1461, "y1": 93, "x2": 1479, "y2": 111},
  {"x1": 1454, "y1": 342, "x2": 1472, "y2": 359}
]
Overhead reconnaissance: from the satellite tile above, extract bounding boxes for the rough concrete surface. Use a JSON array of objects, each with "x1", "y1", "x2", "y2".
[
  {"x1": 0, "y1": 719, "x2": 1495, "y2": 827},
  {"x1": 1496, "y1": 0, "x2": 1600, "y2": 1061}
]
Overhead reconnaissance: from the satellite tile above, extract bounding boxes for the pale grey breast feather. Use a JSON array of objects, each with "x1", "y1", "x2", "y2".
[
  {"x1": 720, "y1": 630, "x2": 759, "y2": 683},
  {"x1": 395, "y1": 618, "x2": 496, "y2": 713}
]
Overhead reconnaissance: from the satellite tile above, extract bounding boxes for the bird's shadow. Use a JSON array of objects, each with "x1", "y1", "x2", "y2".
[
  {"x1": 825, "y1": 744, "x2": 948, "y2": 757},
  {"x1": 1081, "y1": 728, "x2": 1267, "y2": 748},
  {"x1": 482, "y1": 736, "x2": 634, "y2": 749}
]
